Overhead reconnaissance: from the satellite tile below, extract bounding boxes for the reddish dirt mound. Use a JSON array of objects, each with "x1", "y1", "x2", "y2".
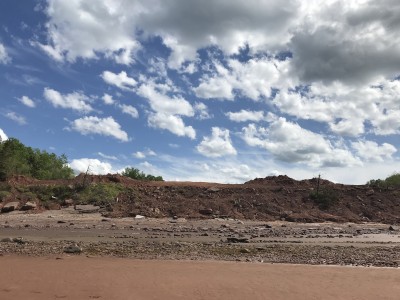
[{"x1": 2, "y1": 174, "x2": 400, "y2": 224}]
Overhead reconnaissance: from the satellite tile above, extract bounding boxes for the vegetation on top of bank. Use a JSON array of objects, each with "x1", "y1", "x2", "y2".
[
  {"x1": 0, "y1": 138, "x2": 74, "y2": 181},
  {"x1": 367, "y1": 173, "x2": 400, "y2": 189},
  {"x1": 122, "y1": 167, "x2": 163, "y2": 181}
]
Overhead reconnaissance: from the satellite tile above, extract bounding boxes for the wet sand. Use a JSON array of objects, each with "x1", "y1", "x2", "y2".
[{"x1": 0, "y1": 256, "x2": 399, "y2": 300}]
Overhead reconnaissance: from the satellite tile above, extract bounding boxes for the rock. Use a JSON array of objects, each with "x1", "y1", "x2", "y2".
[
  {"x1": 226, "y1": 237, "x2": 249, "y2": 243},
  {"x1": 64, "y1": 199, "x2": 74, "y2": 206},
  {"x1": 264, "y1": 224, "x2": 272, "y2": 228},
  {"x1": 173, "y1": 215, "x2": 178, "y2": 220},
  {"x1": 240, "y1": 248, "x2": 251, "y2": 253},
  {"x1": 207, "y1": 187, "x2": 220, "y2": 193},
  {"x1": 0, "y1": 237, "x2": 12, "y2": 243},
  {"x1": 366, "y1": 189, "x2": 374, "y2": 196},
  {"x1": 12, "y1": 237, "x2": 25, "y2": 244},
  {"x1": 63, "y1": 244, "x2": 82, "y2": 254},
  {"x1": 153, "y1": 208, "x2": 161, "y2": 214},
  {"x1": 389, "y1": 226, "x2": 396, "y2": 231},
  {"x1": 199, "y1": 208, "x2": 213, "y2": 215},
  {"x1": 20, "y1": 201, "x2": 37, "y2": 211},
  {"x1": 1, "y1": 201, "x2": 20, "y2": 213},
  {"x1": 74, "y1": 205, "x2": 100, "y2": 213},
  {"x1": 135, "y1": 215, "x2": 145, "y2": 219},
  {"x1": 57, "y1": 220, "x2": 66, "y2": 224}
]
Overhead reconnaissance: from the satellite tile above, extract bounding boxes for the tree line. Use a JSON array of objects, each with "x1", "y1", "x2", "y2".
[
  {"x1": 0, "y1": 138, "x2": 74, "y2": 181},
  {"x1": 0, "y1": 138, "x2": 164, "y2": 182}
]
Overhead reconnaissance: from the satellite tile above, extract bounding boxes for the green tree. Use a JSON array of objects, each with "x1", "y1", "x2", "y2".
[
  {"x1": 367, "y1": 173, "x2": 400, "y2": 189},
  {"x1": 0, "y1": 138, "x2": 74, "y2": 181},
  {"x1": 122, "y1": 167, "x2": 163, "y2": 181}
]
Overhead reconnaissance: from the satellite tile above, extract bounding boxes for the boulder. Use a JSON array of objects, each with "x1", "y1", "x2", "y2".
[
  {"x1": 1, "y1": 201, "x2": 20, "y2": 213},
  {"x1": 63, "y1": 244, "x2": 82, "y2": 254},
  {"x1": 20, "y1": 201, "x2": 37, "y2": 211},
  {"x1": 64, "y1": 199, "x2": 74, "y2": 206},
  {"x1": 207, "y1": 187, "x2": 220, "y2": 193},
  {"x1": 199, "y1": 208, "x2": 213, "y2": 215}
]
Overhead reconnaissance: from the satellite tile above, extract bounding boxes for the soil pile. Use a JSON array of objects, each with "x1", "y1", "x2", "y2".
[{"x1": 2, "y1": 174, "x2": 400, "y2": 224}]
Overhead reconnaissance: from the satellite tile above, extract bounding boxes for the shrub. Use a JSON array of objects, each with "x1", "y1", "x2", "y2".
[
  {"x1": 310, "y1": 188, "x2": 339, "y2": 209},
  {"x1": 75, "y1": 183, "x2": 124, "y2": 206},
  {"x1": 0, "y1": 190, "x2": 11, "y2": 201}
]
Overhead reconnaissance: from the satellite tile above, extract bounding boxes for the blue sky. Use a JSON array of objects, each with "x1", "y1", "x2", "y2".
[{"x1": 1, "y1": 0, "x2": 400, "y2": 184}]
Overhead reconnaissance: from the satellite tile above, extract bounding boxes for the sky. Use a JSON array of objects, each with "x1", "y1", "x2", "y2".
[{"x1": 0, "y1": 0, "x2": 400, "y2": 184}]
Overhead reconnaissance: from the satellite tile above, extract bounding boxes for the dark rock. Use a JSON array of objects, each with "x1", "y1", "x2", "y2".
[
  {"x1": 0, "y1": 237, "x2": 12, "y2": 243},
  {"x1": 226, "y1": 237, "x2": 249, "y2": 243},
  {"x1": 20, "y1": 201, "x2": 37, "y2": 211},
  {"x1": 199, "y1": 208, "x2": 213, "y2": 215},
  {"x1": 389, "y1": 226, "x2": 396, "y2": 231},
  {"x1": 1, "y1": 201, "x2": 20, "y2": 213}
]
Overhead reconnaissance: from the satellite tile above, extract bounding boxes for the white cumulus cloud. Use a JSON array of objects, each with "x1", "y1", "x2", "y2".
[
  {"x1": 43, "y1": 87, "x2": 93, "y2": 113},
  {"x1": 18, "y1": 96, "x2": 36, "y2": 108},
  {"x1": 226, "y1": 110, "x2": 265, "y2": 122},
  {"x1": 101, "y1": 71, "x2": 137, "y2": 91},
  {"x1": 102, "y1": 93, "x2": 115, "y2": 105},
  {"x1": 119, "y1": 104, "x2": 139, "y2": 118},
  {"x1": 70, "y1": 158, "x2": 114, "y2": 175},
  {"x1": 148, "y1": 112, "x2": 195, "y2": 139},
  {"x1": 352, "y1": 140, "x2": 397, "y2": 162},
  {"x1": 241, "y1": 115, "x2": 361, "y2": 168},
  {"x1": 68, "y1": 116, "x2": 129, "y2": 142},
  {"x1": 0, "y1": 128, "x2": 8, "y2": 141},
  {"x1": 5, "y1": 112, "x2": 26, "y2": 125},
  {"x1": 197, "y1": 127, "x2": 237, "y2": 158}
]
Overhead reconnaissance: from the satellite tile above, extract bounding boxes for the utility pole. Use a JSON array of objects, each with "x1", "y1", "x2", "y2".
[{"x1": 316, "y1": 174, "x2": 321, "y2": 195}]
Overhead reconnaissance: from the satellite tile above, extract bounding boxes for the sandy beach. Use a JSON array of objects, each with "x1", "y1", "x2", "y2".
[{"x1": 0, "y1": 256, "x2": 399, "y2": 300}]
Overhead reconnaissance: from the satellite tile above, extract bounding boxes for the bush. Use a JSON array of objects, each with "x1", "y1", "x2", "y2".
[
  {"x1": 0, "y1": 190, "x2": 11, "y2": 201},
  {"x1": 310, "y1": 188, "x2": 339, "y2": 209},
  {"x1": 75, "y1": 183, "x2": 124, "y2": 206}
]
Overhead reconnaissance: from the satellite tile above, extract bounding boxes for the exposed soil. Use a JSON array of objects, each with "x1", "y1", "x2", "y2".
[{"x1": 2, "y1": 174, "x2": 400, "y2": 224}]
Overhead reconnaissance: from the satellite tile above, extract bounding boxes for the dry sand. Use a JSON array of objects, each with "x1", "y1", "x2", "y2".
[{"x1": 0, "y1": 256, "x2": 399, "y2": 300}]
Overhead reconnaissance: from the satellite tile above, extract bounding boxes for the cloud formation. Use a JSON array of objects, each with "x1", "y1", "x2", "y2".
[
  {"x1": 197, "y1": 127, "x2": 237, "y2": 158},
  {"x1": 68, "y1": 116, "x2": 129, "y2": 141},
  {"x1": 19, "y1": 96, "x2": 36, "y2": 108},
  {"x1": 0, "y1": 44, "x2": 11, "y2": 64},
  {"x1": 44, "y1": 88, "x2": 93, "y2": 113}
]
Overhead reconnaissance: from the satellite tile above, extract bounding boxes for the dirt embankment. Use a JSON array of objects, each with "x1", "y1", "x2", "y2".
[{"x1": 1, "y1": 174, "x2": 400, "y2": 224}]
